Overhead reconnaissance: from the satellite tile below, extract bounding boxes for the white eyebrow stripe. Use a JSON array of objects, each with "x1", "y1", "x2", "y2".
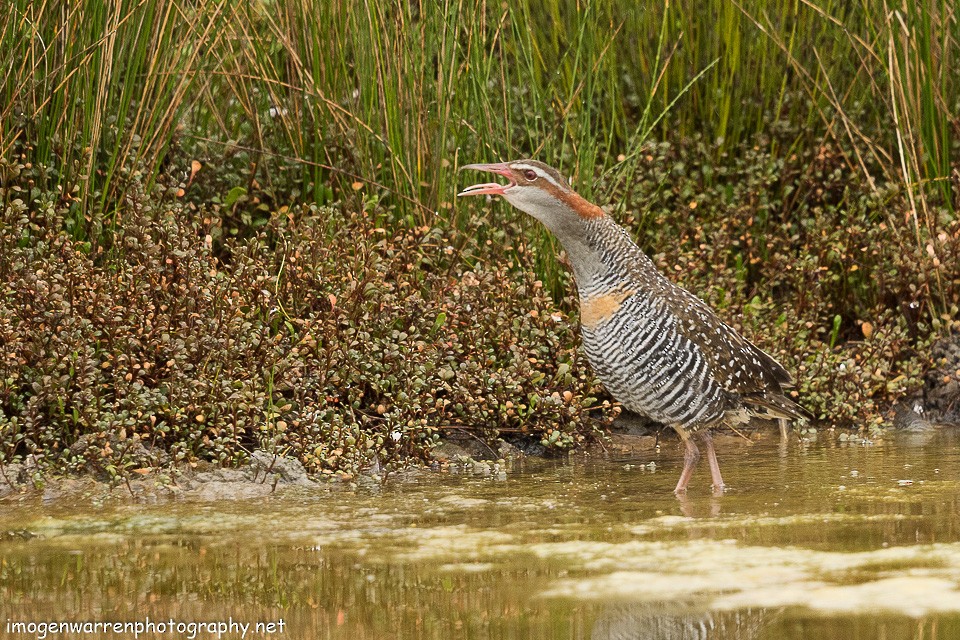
[{"x1": 511, "y1": 163, "x2": 565, "y2": 190}]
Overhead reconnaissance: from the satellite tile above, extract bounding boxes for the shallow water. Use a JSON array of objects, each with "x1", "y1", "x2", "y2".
[{"x1": 3, "y1": 431, "x2": 960, "y2": 639}]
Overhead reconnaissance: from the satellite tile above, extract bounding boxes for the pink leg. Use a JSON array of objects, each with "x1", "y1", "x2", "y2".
[
  {"x1": 701, "y1": 431, "x2": 725, "y2": 494},
  {"x1": 674, "y1": 431, "x2": 700, "y2": 495}
]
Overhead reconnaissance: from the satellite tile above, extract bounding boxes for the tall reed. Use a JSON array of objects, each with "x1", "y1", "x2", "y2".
[
  {"x1": 2, "y1": 0, "x2": 955, "y2": 246},
  {"x1": 1, "y1": 1, "x2": 231, "y2": 237}
]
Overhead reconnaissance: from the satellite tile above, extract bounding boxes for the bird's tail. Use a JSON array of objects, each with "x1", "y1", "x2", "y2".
[{"x1": 743, "y1": 392, "x2": 812, "y2": 423}]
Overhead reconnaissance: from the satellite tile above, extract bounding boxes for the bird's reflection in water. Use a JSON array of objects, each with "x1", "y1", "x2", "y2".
[
  {"x1": 591, "y1": 603, "x2": 771, "y2": 640},
  {"x1": 677, "y1": 495, "x2": 724, "y2": 518}
]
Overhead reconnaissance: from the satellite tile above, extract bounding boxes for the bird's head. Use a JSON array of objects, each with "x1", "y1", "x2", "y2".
[{"x1": 457, "y1": 159, "x2": 604, "y2": 224}]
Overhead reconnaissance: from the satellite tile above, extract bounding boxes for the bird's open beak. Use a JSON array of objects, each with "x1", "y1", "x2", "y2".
[{"x1": 457, "y1": 162, "x2": 516, "y2": 197}]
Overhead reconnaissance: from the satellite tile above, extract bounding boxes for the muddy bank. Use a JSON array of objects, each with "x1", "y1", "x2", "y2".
[
  {"x1": 0, "y1": 429, "x2": 814, "y2": 507},
  {"x1": 0, "y1": 450, "x2": 315, "y2": 504},
  {"x1": 0, "y1": 445, "x2": 527, "y2": 505}
]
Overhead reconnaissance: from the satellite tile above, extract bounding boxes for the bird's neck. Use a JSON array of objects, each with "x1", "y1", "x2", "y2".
[
  {"x1": 506, "y1": 189, "x2": 657, "y2": 285},
  {"x1": 546, "y1": 212, "x2": 657, "y2": 287},
  {"x1": 531, "y1": 209, "x2": 607, "y2": 282}
]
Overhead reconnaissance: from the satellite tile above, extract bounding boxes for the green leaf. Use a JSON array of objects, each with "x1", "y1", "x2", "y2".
[{"x1": 223, "y1": 186, "x2": 248, "y2": 208}]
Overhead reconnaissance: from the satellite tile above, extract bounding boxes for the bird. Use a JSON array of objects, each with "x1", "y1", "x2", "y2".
[{"x1": 458, "y1": 159, "x2": 807, "y2": 494}]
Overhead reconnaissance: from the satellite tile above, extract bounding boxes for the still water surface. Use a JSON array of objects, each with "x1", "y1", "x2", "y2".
[{"x1": 2, "y1": 431, "x2": 960, "y2": 639}]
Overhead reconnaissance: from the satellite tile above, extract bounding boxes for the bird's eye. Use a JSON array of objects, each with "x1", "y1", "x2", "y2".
[{"x1": 523, "y1": 169, "x2": 537, "y2": 181}]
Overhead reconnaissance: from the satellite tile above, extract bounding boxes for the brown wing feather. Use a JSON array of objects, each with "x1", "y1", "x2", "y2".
[
  {"x1": 656, "y1": 281, "x2": 792, "y2": 394},
  {"x1": 656, "y1": 283, "x2": 811, "y2": 421},
  {"x1": 617, "y1": 239, "x2": 806, "y2": 422}
]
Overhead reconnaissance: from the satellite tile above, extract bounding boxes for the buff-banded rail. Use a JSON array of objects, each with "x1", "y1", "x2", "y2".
[{"x1": 458, "y1": 159, "x2": 807, "y2": 494}]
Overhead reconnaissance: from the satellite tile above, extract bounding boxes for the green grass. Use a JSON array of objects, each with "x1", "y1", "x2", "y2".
[
  {"x1": 4, "y1": 0, "x2": 955, "y2": 233},
  {"x1": 1, "y1": 1, "x2": 231, "y2": 235},
  {"x1": 5, "y1": 1, "x2": 955, "y2": 201}
]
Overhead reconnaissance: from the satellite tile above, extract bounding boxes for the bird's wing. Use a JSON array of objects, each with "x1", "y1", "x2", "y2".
[
  {"x1": 656, "y1": 285, "x2": 810, "y2": 421},
  {"x1": 654, "y1": 279, "x2": 793, "y2": 394},
  {"x1": 612, "y1": 238, "x2": 808, "y2": 421}
]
